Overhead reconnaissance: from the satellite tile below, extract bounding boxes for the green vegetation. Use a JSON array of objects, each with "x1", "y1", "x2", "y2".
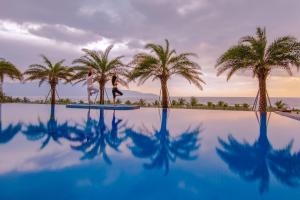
[
  {"x1": 275, "y1": 100, "x2": 287, "y2": 110},
  {"x1": 116, "y1": 99, "x2": 122, "y2": 104},
  {"x1": 129, "y1": 39, "x2": 204, "y2": 108},
  {"x1": 190, "y1": 97, "x2": 198, "y2": 106},
  {"x1": 1, "y1": 32, "x2": 300, "y2": 112},
  {"x1": 0, "y1": 58, "x2": 22, "y2": 98},
  {"x1": 71, "y1": 45, "x2": 129, "y2": 104},
  {"x1": 216, "y1": 27, "x2": 300, "y2": 112},
  {"x1": 125, "y1": 100, "x2": 132, "y2": 105},
  {"x1": 24, "y1": 55, "x2": 73, "y2": 105},
  {"x1": 0, "y1": 95, "x2": 296, "y2": 112}
]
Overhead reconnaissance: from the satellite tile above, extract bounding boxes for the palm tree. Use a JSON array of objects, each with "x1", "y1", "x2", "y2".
[
  {"x1": 22, "y1": 105, "x2": 81, "y2": 149},
  {"x1": 0, "y1": 58, "x2": 22, "y2": 98},
  {"x1": 0, "y1": 104, "x2": 22, "y2": 144},
  {"x1": 71, "y1": 109, "x2": 127, "y2": 164},
  {"x1": 216, "y1": 112, "x2": 300, "y2": 194},
  {"x1": 72, "y1": 45, "x2": 129, "y2": 104},
  {"x1": 275, "y1": 100, "x2": 287, "y2": 110},
  {"x1": 216, "y1": 27, "x2": 300, "y2": 112},
  {"x1": 126, "y1": 109, "x2": 201, "y2": 174},
  {"x1": 24, "y1": 55, "x2": 73, "y2": 105},
  {"x1": 129, "y1": 39, "x2": 205, "y2": 108}
]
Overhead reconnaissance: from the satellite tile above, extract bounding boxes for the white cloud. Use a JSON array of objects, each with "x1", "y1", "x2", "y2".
[{"x1": 177, "y1": 0, "x2": 208, "y2": 16}]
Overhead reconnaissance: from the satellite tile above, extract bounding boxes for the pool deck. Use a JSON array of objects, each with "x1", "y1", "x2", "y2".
[
  {"x1": 275, "y1": 111, "x2": 300, "y2": 121},
  {"x1": 66, "y1": 104, "x2": 140, "y2": 110}
]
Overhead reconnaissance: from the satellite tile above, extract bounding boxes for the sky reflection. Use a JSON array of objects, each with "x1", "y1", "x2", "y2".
[{"x1": 1, "y1": 104, "x2": 300, "y2": 199}]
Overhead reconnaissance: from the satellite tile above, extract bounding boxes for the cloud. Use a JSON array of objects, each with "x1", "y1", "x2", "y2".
[{"x1": 1, "y1": 0, "x2": 300, "y2": 96}]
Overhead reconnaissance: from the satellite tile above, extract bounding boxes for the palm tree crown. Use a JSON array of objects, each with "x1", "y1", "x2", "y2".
[
  {"x1": 72, "y1": 45, "x2": 128, "y2": 104},
  {"x1": 129, "y1": 39, "x2": 205, "y2": 108},
  {"x1": 0, "y1": 59, "x2": 22, "y2": 97},
  {"x1": 24, "y1": 55, "x2": 73, "y2": 105},
  {"x1": 216, "y1": 27, "x2": 300, "y2": 112}
]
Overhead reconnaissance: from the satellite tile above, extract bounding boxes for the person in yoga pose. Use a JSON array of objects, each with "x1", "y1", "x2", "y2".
[
  {"x1": 112, "y1": 74, "x2": 123, "y2": 104},
  {"x1": 87, "y1": 69, "x2": 99, "y2": 104}
]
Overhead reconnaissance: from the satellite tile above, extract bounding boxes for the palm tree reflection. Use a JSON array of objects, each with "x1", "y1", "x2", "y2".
[
  {"x1": 71, "y1": 109, "x2": 127, "y2": 164},
  {"x1": 216, "y1": 112, "x2": 300, "y2": 194},
  {"x1": 0, "y1": 104, "x2": 22, "y2": 144},
  {"x1": 23, "y1": 105, "x2": 82, "y2": 149},
  {"x1": 126, "y1": 108, "x2": 201, "y2": 174}
]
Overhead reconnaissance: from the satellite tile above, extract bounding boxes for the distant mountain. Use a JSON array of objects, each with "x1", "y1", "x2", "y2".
[{"x1": 3, "y1": 82, "x2": 158, "y2": 100}]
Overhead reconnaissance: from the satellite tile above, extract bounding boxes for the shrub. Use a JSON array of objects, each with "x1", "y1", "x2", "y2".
[
  {"x1": 217, "y1": 101, "x2": 225, "y2": 107},
  {"x1": 178, "y1": 98, "x2": 186, "y2": 106},
  {"x1": 138, "y1": 99, "x2": 146, "y2": 106},
  {"x1": 190, "y1": 97, "x2": 198, "y2": 107},
  {"x1": 116, "y1": 99, "x2": 122, "y2": 104},
  {"x1": 242, "y1": 103, "x2": 250, "y2": 109},
  {"x1": 171, "y1": 99, "x2": 178, "y2": 106},
  {"x1": 275, "y1": 100, "x2": 286, "y2": 110},
  {"x1": 153, "y1": 100, "x2": 160, "y2": 106},
  {"x1": 125, "y1": 100, "x2": 132, "y2": 105}
]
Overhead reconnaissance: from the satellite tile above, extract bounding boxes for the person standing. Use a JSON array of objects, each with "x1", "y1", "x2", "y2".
[
  {"x1": 87, "y1": 69, "x2": 99, "y2": 104},
  {"x1": 112, "y1": 74, "x2": 123, "y2": 104}
]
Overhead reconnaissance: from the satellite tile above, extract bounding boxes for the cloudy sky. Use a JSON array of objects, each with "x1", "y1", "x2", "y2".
[{"x1": 1, "y1": 0, "x2": 300, "y2": 97}]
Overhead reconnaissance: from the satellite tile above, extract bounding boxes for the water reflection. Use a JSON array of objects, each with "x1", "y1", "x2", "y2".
[
  {"x1": 126, "y1": 108, "x2": 201, "y2": 174},
  {"x1": 71, "y1": 109, "x2": 127, "y2": 164},
  {"x1": 0, "y1": 104, "x2": 22, "y2": 144},
  {"x1": 22, "y1": 105, "x2": 82, "y2": 149},
  {"x1": 216, "y1": 112, "x2": 300, "y2": 194}
]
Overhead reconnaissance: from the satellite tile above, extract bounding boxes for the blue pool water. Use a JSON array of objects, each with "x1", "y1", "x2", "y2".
[{"x1": 1, "y1": 104, "x2": 300, "y2": 200}]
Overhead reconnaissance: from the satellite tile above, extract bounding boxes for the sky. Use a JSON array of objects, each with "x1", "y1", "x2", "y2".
[{"x1": 1, "y1": 0, "x2": 300, "y2": 97}]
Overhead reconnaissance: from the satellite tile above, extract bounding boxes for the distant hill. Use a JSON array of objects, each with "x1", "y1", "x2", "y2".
[{"x1": 3, "y1": 82, "x2": 158, "y2": 100}]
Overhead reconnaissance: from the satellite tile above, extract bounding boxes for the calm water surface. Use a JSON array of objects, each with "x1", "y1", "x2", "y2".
[{"x1": 1, "y1": 104, "x2": 300, "y2": 200}]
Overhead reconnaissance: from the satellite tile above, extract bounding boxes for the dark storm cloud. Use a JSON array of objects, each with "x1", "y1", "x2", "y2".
[{"x1": 28, "y1": 24, "x2": 101, "y2": 45}]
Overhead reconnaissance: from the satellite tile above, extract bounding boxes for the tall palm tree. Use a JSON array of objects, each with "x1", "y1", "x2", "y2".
[
  {"x1": 0, "y1": 58, "x2": 22, "y2": 98},
  {"x1": 126, "y1": 109, "x2": 201, "y2": 174},
  {"x1": 216, "y1": 27, "x2": 300, "y2": 112},
  {"x1": 72, "y1": 45, "x2": 129, "y2": 104},
  {"x1": 216, "y1": 112, "x2": 300, "y2": 194},
  {"x1": 129, "y1": 39, "x2": 205, "y2": 108},
  {"x1": 24, "y1": 55, "x2": 73, "y2": 105}
]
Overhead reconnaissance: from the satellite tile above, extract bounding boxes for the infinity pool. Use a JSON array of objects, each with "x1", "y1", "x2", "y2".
[{"x1": 0, "y1": 104, "x2": 300, "y2": 200}]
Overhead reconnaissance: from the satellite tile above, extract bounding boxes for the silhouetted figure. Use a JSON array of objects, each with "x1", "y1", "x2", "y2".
[{"x1": 112, "y1": 75, "x2": 123, "y2": 104}]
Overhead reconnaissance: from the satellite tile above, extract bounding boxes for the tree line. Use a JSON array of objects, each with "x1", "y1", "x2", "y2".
[{"x1": 1, "y1": 27, "x2": 300, "y2": 112}]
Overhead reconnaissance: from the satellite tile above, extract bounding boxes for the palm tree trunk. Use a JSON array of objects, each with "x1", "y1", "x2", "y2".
[
  {"x1": 0, "y1": 75, "x2": 3, "y2": 98},
  {"x1": 0, "y1": 103, "x2": 2, "y2": 131},
  {"x1": 161, "y1": 79, "x2": 169, "y2": 108},
  {"x1": 258, "y1": 76, "x2": 267, "y2": 113},
  {"x1": 98, "y1": 80, "x2": 105, "y2": 104},
  {"x1": 50, "y1": 84, "x2": 56, "y2": 105}
]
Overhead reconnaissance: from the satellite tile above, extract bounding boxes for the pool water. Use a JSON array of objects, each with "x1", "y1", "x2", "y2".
[{"x1": 0, "y1": 104, "x2": 300, "y2": 200}]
